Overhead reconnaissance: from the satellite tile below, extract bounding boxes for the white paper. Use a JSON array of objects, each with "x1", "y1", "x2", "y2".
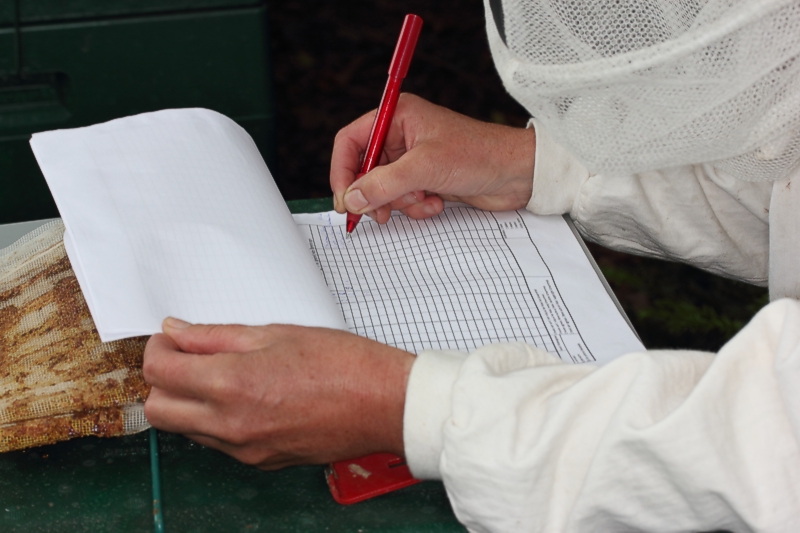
[
  {"x1": 29, "y1": 107, "x2": 641, "y2": 360},
  {"x1": 31, "y1": 109, "x2": 346, "y2": 341},
  {"x1": 294, "y1": 206, "x2": 644, "y2": 364}
]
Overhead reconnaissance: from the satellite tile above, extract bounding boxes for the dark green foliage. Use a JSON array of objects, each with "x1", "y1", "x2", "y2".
[{"x1": 589, "y1": 243, "x2": 769, "y2": 352}]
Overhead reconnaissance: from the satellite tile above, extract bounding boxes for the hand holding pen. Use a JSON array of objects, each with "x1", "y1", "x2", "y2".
[
  {"x1": 330, "y1": 27, "x2": 536, "y2": 229},
  {"x1": 343, "y1": 14, "x2": 424, "y2": 233}
]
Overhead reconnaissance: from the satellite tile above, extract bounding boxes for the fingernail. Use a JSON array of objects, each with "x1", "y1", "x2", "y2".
[
  {"x1": 345, "y1": 189, "x2": 369, "y2": 212},
  {"x1": 164, "y1": 316, "x2": 191, "y2": 329},
  {"x1": 401, "y1": 193, "x2": 418, "y2": 206},
  {"x1": 423, "y1": 203, "x2": 439, "y2": 216}
]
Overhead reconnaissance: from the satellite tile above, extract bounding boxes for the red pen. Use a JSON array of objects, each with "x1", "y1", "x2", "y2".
[{"x1": 345, "y1": 14, "x2": 423, "y2": 234}]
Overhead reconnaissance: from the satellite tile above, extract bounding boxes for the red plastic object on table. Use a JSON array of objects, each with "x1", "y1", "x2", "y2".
[
  {"x1": 326, "y1": 453, "x2": 421, "y2": 505},
  {"x1": 345, "y1": 13, "x2": 424, "y2": 234}
]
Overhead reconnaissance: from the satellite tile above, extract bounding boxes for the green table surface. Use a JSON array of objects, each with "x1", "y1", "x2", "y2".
[{"x1": 0, "y1": 198, "x2": 465, "y2": 532}]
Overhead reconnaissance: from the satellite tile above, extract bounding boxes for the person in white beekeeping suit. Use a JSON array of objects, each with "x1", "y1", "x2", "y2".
[{"x1": 142, "y1": 1, "x2": 800, "y2": 531}]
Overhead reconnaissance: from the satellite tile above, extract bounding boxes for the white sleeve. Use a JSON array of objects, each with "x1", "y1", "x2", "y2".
[
  {"x1": 526, "y1": 120, "x2": 772, "y2": 286},
  {"x1": 403, "y1": 299, "x2": 800, "y2": 533}
]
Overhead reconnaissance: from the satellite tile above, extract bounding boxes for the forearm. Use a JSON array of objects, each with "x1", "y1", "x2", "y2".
[{"x1": 403, "y1": 299, "x2": 800, "y2": 532}]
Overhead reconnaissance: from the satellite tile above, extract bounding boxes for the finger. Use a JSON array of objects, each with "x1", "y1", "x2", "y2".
[
  {"x1": 332, "y1": 109, "x2": 411, "y2": 214},
  {"x1": 385, "y1": 190, "x2": 426, "y2": 212},
  {"x1": 398, "y1": 195, "x2": 445, "y2": 219},
  {"x1": 143, "y1": 331, "x2": 179, "y2": 357},
  {"x1": 330, "y1": 111, "x2": 377, "y2": 213},
  {"x1": 144, "y1": 386, "x2": 212, "y2": 434},
  {"x1": 161, "y1": 317, "x2": 269, "y2": 354},
  {"x1": 373, "y1": 205, "x2": 392, "y2": 224},
  {"x1": 352, "y1": 205, "x2": 393, "y2": 227},
  {"x1": 143, "y1": 336, "x2": 220, "y2": 398},
  {"x1": 145, "y1": 340, "x2": 262, "y2": 406},
  {"x1": 143, "y1": 333, "x2": 201, "y2": 390},
  {"x1": 343, "y1": 145, "x2": 442, "y2": 215}
]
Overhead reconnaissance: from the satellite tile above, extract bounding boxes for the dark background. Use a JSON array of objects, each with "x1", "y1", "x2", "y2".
[
  {"x1": 269, "y1": 0, "x2": 529, "y2": 200},
  {"x1": 267, "y1": 0, "x2": 768, "y2": 352}
]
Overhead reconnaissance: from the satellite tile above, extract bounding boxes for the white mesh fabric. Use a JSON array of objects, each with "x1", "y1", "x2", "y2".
[
  {"x1": 486, "y1": 0, "x2": 800, "y2": 182},
  {"x1": 123, "y1": 403, "x2": 150, "y2": 435},
  {"x1": 0, "y1": 221, "x2": 150, "y2": 452}
]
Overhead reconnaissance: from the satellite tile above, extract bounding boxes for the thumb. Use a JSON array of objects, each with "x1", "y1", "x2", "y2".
[
  {"x1": 161, "y1": 317, "x2": 267, "y2": 354},
  {"x1": 343, "y1": 150, "x2": 435, "y2": 214}
]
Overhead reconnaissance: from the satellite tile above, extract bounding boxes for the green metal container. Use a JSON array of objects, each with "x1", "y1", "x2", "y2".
[
  {"x1": 18, "y1": 0, "x2": 260, "y2": 22},
  {"x1": 0, "y1": 0, "x2": 275, "y2": 225},
  {"x1": 0, "y1": 28, "x2": 15, "y2": 75},
  {"x1": 0, "y1": 2, "x2": 12, "y2": 25}
]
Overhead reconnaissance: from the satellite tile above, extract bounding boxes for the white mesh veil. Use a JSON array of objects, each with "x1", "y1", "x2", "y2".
[{"x1": 485, "y1": 0, "x2": 800, "y2": 182}]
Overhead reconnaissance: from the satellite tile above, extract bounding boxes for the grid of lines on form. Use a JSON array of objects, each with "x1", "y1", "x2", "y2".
[{"x1": 310, "y1": 207, "x2": 560, "y2": 355}]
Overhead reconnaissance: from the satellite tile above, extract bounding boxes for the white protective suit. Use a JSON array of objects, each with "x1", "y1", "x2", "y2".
[{"x1": 402, "y1": 1, "x2": 800, "y2": 532}]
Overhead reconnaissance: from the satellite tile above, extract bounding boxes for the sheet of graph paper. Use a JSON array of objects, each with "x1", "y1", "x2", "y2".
[
  {"x1": 294, "y1": 206, "x2": 644, "y2": 365},
  {"x1": 30, "y1": 108, "x2": 346, "y2": 341}
]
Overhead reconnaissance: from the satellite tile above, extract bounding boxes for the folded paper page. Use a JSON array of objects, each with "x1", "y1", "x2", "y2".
[{"x1": 31, "y1": 109, "x2": 346, "y2": 341}]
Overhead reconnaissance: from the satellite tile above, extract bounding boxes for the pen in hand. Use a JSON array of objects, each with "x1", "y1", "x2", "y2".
[{"x1": 346, "y1": 14, "x2": 424, "y2": 234}]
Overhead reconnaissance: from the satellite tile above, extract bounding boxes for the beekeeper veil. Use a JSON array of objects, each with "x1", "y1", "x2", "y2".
[{"x1": 485, "y1": 0, "x2": 800, "y2": 183}]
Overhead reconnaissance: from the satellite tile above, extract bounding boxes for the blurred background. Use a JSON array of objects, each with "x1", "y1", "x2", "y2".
[{"x1": 1, "y1": 0, "x2": 767, "y2": 351}]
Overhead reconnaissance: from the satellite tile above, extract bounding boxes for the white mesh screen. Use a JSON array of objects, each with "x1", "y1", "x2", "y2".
[
  {"x1": 123, "y1": 403, "x2": 151, "y2": 435},
  {"x1": 0, "y1": 221, "x2": 150, "y2": 452},
  {"x1": 487, "y1": 0, "x2": 800, "y2": 181}
]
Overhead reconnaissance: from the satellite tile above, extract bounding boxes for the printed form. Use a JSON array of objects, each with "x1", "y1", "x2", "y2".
[{"x1": 294, "y1": 206, "x2": 644, "y2": 365}]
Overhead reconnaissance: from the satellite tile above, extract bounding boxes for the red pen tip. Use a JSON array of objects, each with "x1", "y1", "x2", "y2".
[{"x1": 346, "y1": 220, "x2": 357, "y2": 233}]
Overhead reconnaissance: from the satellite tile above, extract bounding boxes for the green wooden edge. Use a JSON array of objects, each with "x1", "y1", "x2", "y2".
[
  {"x1": 287, "y1": 197, "x2": 333, "y2": 214},
  {"x1": 150, "y1": 428, "x2": 165, "y2": 533}
]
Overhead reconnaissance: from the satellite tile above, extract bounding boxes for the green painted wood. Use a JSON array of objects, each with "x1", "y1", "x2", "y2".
[
  {"x1": 157, "y1": 432, "x2": 465, "y2": 533},
  {"x1": 0, "y1": 138, "x2": 57, "y2": 224},
  {"x1": 0, "y1": 432, "x2": 154, "y2": 532},
  {"x1": 0, "y1": 28, "x2": 16, "y2": 75},
  {"x1": 19, "y1": 8, "x2": 272, "y2": 132},
  {"x1": 0, "y1": 1, "x2": 14, "y2": 26},
  {"x1": 19, "y1": 0, "x2": 261, "y2": 23},
  {"x1": 287, "y1": 197, "x2": 333, "y2": 214}
]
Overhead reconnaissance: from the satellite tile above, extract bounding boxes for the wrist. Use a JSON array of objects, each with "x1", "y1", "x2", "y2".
[
  {"x1": 510, "y1": 124, "x2": 536, "y2": 186},
  {"x1": 487, "y1": 122, "x2": 535, "y2": 206},
  {"x1": 365, "y1": 347, "x2": 415, "y2": 457}
]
